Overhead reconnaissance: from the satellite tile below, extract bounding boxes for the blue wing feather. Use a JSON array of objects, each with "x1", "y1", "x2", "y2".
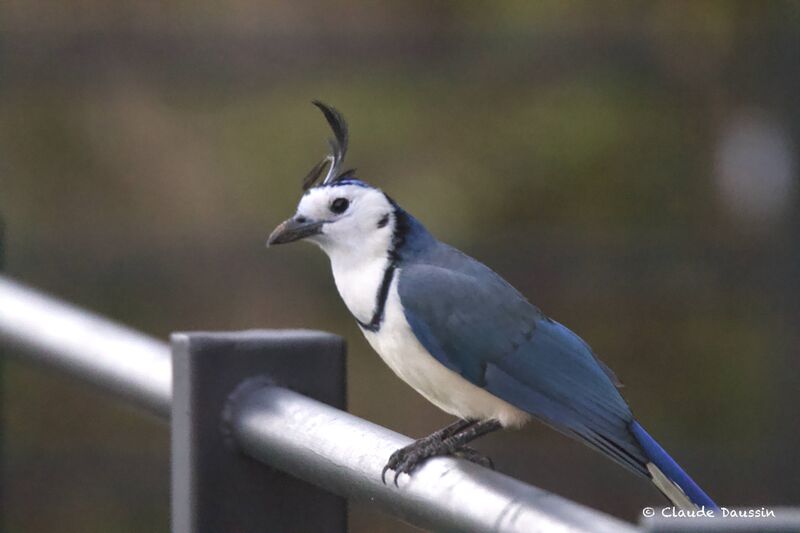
[
  {"x1": 397, "y1": 242, "x2": 649, "y2": 476},
  {"x1": 393, "y1": 212, "x2": 716, "y2": 506}
]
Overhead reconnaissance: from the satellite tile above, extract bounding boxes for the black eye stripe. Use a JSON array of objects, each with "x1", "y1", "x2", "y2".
[
  {"x1": 377, "y1": 214, "x2": 389, "y2": 229},
  {"x1": 330, "y1": 197, "x2": 349, "y2": 214}
]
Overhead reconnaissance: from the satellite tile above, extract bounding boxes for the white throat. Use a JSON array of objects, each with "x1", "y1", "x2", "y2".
[{"x1": 322, "y1": 221, "x2": 394, "y2": 325}]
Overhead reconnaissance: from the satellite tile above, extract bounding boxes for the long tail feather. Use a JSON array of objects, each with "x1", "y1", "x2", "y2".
[{"x1": 630, "y1": 421, "x2": 718, "y2": 510}]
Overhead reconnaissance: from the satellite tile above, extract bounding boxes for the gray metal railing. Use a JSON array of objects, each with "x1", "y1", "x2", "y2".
[
  {"x1": 4, "y1": 275, "x2": 796, "y2": 532},
  {"x1": 0, "y1": 277, "x2": 171, "y2": 416},
  {"x1": 0, "y1": 275, "x2": 637, "y2": 532}
]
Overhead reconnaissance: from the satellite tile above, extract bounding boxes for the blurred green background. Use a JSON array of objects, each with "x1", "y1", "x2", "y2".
[{"x1": 1, "y1": 1, "x2": 799, "y2": 531}]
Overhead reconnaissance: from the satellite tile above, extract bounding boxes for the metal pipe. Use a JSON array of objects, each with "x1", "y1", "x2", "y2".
[
  {"x1": 0, "y1": 276, "x2": 171, "y2": 417},
  {"x1": 0, "y1": 274, "x2": 637, "y2": 532},
  {"x1": 230, "y1": 385, "x2": 638, "y2": 533}
]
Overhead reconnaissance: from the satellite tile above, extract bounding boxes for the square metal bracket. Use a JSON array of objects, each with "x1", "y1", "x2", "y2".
[{"x1": 170, "y1": 329, "x2": 347, "y2": 533}]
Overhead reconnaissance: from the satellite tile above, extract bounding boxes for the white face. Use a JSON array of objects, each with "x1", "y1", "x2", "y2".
[{"x1": 293, "y1": 184, "x2": 395, "y2": 257}]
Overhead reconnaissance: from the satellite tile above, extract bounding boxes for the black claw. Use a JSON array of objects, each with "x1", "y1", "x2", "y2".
[
  {"x1": 383, "y1": 439, "x2": 435, "y2": 486},
  {"x1": 383, "y1": 447, "x2": 407, "y2": 485}
]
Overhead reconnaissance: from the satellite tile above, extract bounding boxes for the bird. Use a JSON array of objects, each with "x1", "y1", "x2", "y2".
[{"x1": 267, "y1": 101, "x2": 718, "y2": 511}]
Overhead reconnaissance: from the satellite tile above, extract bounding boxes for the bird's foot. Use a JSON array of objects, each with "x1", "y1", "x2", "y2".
[
  {"x1": 382, "y1": 438, "x2": 435, "y2": 486},
  {"x1": 381, "y1": 440, "x2": 494, "y2": 486}
]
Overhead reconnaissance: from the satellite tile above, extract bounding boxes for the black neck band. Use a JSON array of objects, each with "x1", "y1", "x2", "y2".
[
  {"x1": 356, "y1": 263, "x2": 396, "y2": 332},
  {"x1": 356, "y1": 205, "x2": 409, "y2": 332}
]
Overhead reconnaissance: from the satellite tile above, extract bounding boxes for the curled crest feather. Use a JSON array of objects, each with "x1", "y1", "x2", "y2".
[{"x1": 301, "y1": 101, "x2": 351, "y2": 190}]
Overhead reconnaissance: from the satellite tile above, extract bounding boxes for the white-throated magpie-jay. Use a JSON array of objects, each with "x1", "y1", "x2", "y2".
[{"x1": 268, "y1": 102, "x2": 717, "y2": 511}]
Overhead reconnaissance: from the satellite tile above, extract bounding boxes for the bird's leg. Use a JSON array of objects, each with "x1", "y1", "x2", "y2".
[
  {"x1": 427, "y1": 418, "x2": 477, "y2": 441},
  {"x1": 383, "y1": 419, "x2": 502, "y2": 485},
  {"x1": 435, "y1": 419, "x2": 500, "y2": 471}
]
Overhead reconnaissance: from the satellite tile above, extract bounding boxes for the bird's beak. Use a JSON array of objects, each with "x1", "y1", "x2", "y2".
[{"x1": 267, "y1": 216, "x2": 324, "y2": 246}]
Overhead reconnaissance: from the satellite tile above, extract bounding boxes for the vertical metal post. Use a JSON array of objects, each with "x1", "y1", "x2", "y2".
[{"x1": 170, "y1": 330, "x2": 347, "y2": 533}]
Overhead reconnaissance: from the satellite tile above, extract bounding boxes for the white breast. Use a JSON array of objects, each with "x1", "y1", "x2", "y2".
[{"x1": 362, "y1": 274, "x2": 531, "y2": 429}]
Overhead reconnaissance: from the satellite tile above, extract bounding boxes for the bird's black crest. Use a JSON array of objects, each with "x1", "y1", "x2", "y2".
[{"x1": 302, "y1": 101, "x2": 353, "y2": 190}]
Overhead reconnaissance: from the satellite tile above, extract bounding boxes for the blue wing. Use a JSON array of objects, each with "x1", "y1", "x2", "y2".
[{"x1": 397, "y1": 245, "x2": 648, "y2": 476}]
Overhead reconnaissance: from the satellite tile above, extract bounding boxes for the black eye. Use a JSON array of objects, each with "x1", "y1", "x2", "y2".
[{"x1": 330, "y1": 197, "x2": 349, "y2": 214}]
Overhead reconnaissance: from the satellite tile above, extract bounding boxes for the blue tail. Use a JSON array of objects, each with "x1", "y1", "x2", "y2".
[{"x1": 630, "y1": 421, "x2": 718, "y2": 510}]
